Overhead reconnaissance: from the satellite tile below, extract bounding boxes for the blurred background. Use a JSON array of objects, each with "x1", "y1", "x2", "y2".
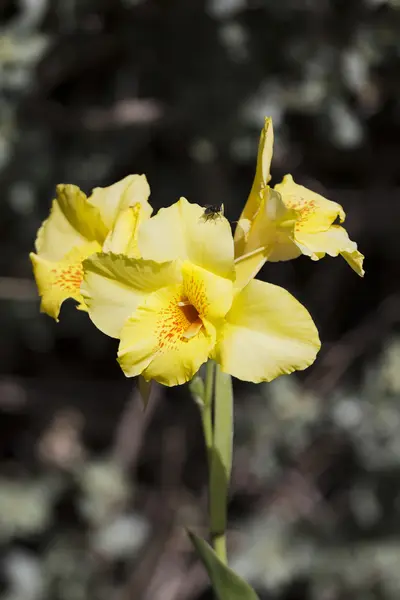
[{"x1": 0, "y1": 0, "x2": 400, "y2": 598}]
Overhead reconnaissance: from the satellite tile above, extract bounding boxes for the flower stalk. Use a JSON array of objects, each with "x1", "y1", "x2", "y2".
[
  {"x1": 201, "y1": 360, "x2": 215, "y2": 467},
  {"x1": 201, "y1": 361, "x2": 233, "y2": 566}
]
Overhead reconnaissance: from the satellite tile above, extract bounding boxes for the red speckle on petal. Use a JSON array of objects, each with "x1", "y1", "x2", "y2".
[{"x1": 53, "y1": 262, "x2": 84, "y2": 292}]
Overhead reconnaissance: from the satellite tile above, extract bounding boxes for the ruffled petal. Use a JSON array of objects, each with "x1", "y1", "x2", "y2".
[
  {"x1": 341, "y1": 249, "x2": 365, "y2": 277},
  {"x1": 294, "y1": 224, "x2": 364, "y2": 276},
  {"x1": 138, "y1": 197, "x2": 235, "y2": 280},
  {"x1": 35, "y1": 185, "x2": 107, "y2": 261},
  {"x1": 81, "y1": 253, "x2": 181, "y2": 338},
  {"x1": 30, "y1": 242, "x2": 100, "y2": 320},
  {"x1": 274, "y1": 175, "x2": 346, "y2": 234},
  {"x1": 214, "y1": 279, "x2": 320, "y2": 383}
]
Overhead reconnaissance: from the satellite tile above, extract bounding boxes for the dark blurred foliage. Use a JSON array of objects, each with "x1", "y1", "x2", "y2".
[{"x1": 0, "y1": 0, "x2": 400, "y2": 599}]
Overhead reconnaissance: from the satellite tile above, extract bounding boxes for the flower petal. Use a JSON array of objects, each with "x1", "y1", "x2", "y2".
[
  {"x1": 213, "y1": 279, "x2": 320, "y2": 383},
  {"x1": 341, "y1": 249, "x2": 365, "y2": 277},
  {"x1": 138, "y1": 197, "x2": 235, "y2": 280},
  {"x1": 234, "y1": 117, "x2": 274, "y2": 254},
  {"x1": 35, "y1": 185, "x2": 107, "y2": 261},
  {"x1": 233, "y1": 189, "x2": 301, "y2": 290},
  {"x1": 235, "y1": 189, "x2": 281, "y2": 256},
  {"x1": 295, "y1": 225, "x2": 365, "y2": 276},
  {"x1": 56, "y1": 184, "x2": 109, "y2": 243},
  {"x1": 182, "y1": 261, "x2": 233, "y2": 321},
  {"x1": 81, "y1": 253, "x2": 181, "y2": 338},
  {"x1": 118, "y1": 285, "x2": 215, "y2": 386},
  {"x1": 102, "y1": 203, "x2": 145, "y2": 257},
  {"x1": 30, "y1": 242, "x2": 100, "y2": 320},
  {"x1": 234, "y1": 247, "x2": 269, "y2": 291},
  {"x1": 274, "y1": 175, "x2": 345, "y2": 234},
  {"x1": 89, "y1": 174, "x2": 152, "y2": 229}
]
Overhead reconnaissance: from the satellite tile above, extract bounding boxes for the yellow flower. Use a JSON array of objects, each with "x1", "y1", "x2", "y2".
[
  {"x1": 81, "y1": 198, "x2": 320, "y2": 386},
  {"x1": 234, "y1": 118, "x2": 364, "y2": 288},
  {"x1": 30, "y1": 175, "x2": 152, "y2": 320}
]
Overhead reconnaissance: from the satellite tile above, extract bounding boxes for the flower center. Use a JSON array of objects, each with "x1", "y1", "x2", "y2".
[
  {"x1": 180, "y1": 301, "x2": 204, "y2": 340},
  {"x1": 157, "y1": 295, "x2": 204, "y2": 350}
]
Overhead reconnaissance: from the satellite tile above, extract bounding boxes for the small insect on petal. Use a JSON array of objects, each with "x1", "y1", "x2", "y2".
[{"x1": 201, "y1": 204, "x2": 224, "y2": 223}]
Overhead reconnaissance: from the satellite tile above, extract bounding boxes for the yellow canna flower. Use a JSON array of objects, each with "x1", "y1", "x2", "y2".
[
  {"x1": 81, "y1": 198, "x2": 320, "y2": 386},
  {"x1": 234, "y1": 118, "x2": 364, "y2": 289},
  {"x1": 30, "y1": 174, "x2": 152, "y2": 320}
]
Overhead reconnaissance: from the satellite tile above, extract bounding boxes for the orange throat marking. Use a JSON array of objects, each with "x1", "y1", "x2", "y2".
[
  {"x1": 52, "y1": 262, "x2": 84, "y2": 292},
  {"x1": 156, "y1": 296, "x2": 204, "y2": 350}
]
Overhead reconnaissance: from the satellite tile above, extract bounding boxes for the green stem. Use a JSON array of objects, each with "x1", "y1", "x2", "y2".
[
  {"x1": 199, "y1": 361, "x2": 233, "y2": 565},
  {"x1": 201, "y1": 360, "x2": 215, "y2": 467},
  {"x1": 209, "y1": 365, "x2": 233, "y2": 565}
]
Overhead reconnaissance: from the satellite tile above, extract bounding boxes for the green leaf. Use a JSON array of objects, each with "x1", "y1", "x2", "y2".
[
  {"x1": 189, "y1": 374, "x2": 206, "y2": 408},
  {"x1": 188, "y1": 531, "x2": 259, "y2": 600},
  {"x1": 138, "y1": 376, "x2": 152, "y2": 408}
]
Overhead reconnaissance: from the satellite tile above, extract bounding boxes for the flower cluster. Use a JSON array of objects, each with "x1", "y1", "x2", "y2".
[{"x1": 30, "y1": 118, "x2": 364, "y2": 387}]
